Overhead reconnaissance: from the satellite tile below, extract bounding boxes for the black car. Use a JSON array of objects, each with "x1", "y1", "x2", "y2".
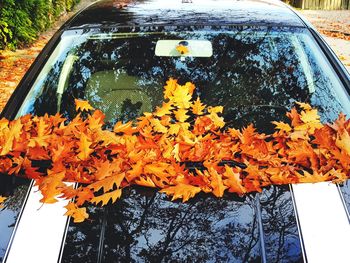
[{"x1": 1, "y1": 0, "x2": 350, "y2": 262}]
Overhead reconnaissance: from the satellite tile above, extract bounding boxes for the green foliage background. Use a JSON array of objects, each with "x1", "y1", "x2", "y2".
[{"x1": 0, "y1": 0, "x2": 80, "y2": 50}]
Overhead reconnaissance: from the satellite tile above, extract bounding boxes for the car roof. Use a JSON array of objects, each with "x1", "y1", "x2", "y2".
[{"x1": 65, "y1": 0, "x2": 306, "y2": 29}]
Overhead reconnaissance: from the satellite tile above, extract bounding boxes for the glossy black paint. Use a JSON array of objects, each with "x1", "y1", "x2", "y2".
[
  {"x1": 338, "y1": 182, "x2": 350, "y2": 222},
  {"x1": 66, "y1": 0, "x2": 305, "y2": 29},
  {"x1": 61, "y1": 186, "x2": 303, "y2": 263},
  {"x1": 0, "y1": 1, "x2": 349, "y2": 262},
  {"x1": 0, "y1": 175, "x2": 31, "y2": 262}
]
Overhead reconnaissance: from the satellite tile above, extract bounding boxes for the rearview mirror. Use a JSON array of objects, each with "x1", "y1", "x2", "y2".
[{"x1": 155, "y1": 40, "x2": 213, "y2": 57}]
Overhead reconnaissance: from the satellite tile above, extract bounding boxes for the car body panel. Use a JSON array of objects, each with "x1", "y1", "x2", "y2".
[
  {"x1": 1, "y1": 1, "x2": 350, "y2": 263},
  {"x1": 66, "y1": 0, "x2": 306, "y2": 29}
]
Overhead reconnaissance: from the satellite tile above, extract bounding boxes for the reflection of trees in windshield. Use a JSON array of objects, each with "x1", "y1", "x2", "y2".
[
  {"x1": 29, "y1": 27, "x2": 344, "y2": 129},
  {"x1": 62, "y1": 186, "x2": 303, "y2": 263},
  {"x1": 260, "y1": 186, "x2": 303, "y2": 263}
]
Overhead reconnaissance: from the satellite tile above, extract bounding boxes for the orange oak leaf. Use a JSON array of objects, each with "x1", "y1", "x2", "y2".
[
  {"x1": 91, "y1": 189, "x2": 122, "y2": 206},
  {"x1": 113, "y1": 121, "x2": 136, "y2": 135},
  {"x1": 0, "y1": 196, "x2": 6, "y2": 208},
  {"x1": 0, "y1": 119, "x2": 23, "y2": 156},
  {"x1": 64, "y1": 203, "x2": 89, "y2": 223},
  {"x1": 223, "y1": 165, "x2": 247, "y2": 194},
  {"x1": 160, "y1": 184, "x2": 201, "y2": 202},
  {"x1": 28, "y1": 118, "x2": 50, "y2": 147},
  {"x1": 135, "y1": 176, "x2": 156, "y2": 187},
  {"x1": 77, "y1": 133, "x2": 93, "y2": 160},
  {"x1": 297, "y1": 170, "x2": 333, "y2": 183},
  {"x1": 37, "y1": 170, "x2": 65, "y2": 204},
  {"x1": 208, "y1": 168, "x2": 227, "y2": 197},
  {"x1": 76, "y1": 188, "x2": 94, "y2": 206},
  {"x1": 75, "y1": 99, "x2": 94, "y2": 112},
  {"x1": 192, "y1": 97, "x2": 206, "y2": 115},
  {"x1": 88, "y1": 173, "x2": 125, "y2": 192}
]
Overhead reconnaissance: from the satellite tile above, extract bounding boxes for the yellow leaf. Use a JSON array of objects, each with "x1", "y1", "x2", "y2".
[
  {"x1": 184, "y1": 82, "x2": 196, "y2": 95},
  {"x1": 170, "y1": 85, "x2": 192, "y2": 109},
  {"x1": 155, "y1": 102, "x2": 174, "y2": 117},
  {"x1": 209, "y1": 111, "x2": 225, "y2": 128},
  {"x1": 28, "y1": 118, "x2": 50, "y2": 147},
  {"x1": 296, "y1": 102, "x2": 312, "y2": 111},
  {"x1": 91, "y1": 189, "x2": 122, "y2": 206},
  {"x1": 160, "y1": 183, "x2": 201, "y2": 202},
  {"x1": 300, "y1": 109, "x2": 320, "y2": 124},
  {"x1": 176, "y1": 45, "x2": 189, "y2": 55},
  {"x1": 150, "y1": 118, "x2": 168, "y2": 133},
  {"x1": 208, "y1": 106, "x2": 223, "y2": 114},
  {"x1": 172, "y1": 143, "x2": 180, "y2": 161},
  {"x1": 336, "y1": 130, "x2": 350, "y2": 156},
  {"x1": 0, "y1": 118, "x2": 9, "y2": 131},
  {"x1": 174, "y1": 108, "x2": 189, "y2": 122},
  {"x1": 164, "y1": 78, "x2": 178, "y2": 99},
  {"x1": 168, "y1": 123, "x2": 181, "y2": 135},
  {"x1": 0, "y1": 196, "x2": 6, "y2": 203},
  {"x1": 75, "y1": 99, "x2": 94, "y2": 112},
  {"x1": 192, "y1": 97, "x2": 206, "y2": 115},
  {"x1": 272, "y1": 121, "x2": 292, "y2": 132}
]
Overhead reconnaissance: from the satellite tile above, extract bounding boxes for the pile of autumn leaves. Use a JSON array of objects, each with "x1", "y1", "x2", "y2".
[{"x1": 1, "y1": 78, "x2": 350, "y2": 222}]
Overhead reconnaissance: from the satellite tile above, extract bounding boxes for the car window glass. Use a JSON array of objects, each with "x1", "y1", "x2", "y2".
[{"x1": 17, "y1": 26, "x2": 350, "y2": 128}]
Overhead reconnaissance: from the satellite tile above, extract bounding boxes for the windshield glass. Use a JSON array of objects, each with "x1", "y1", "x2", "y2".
[
  {"x1": 13, "y1": 26, "x2": 350, "y2": 262},
  {"x1": 18, "y1": 26, "x2": 350, "y2": 129}
]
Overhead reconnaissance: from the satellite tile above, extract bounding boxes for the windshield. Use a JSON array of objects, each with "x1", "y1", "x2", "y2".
[
  {"x1": 10, "y1": 26, "x2": 350, "y2": 262},
  {"x1": 18, "y1": 26, "x2": 350, "y2": 128}
]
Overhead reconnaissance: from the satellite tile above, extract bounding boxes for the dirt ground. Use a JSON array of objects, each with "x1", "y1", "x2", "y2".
[
  {"x1": 298, "y1": 10, "x2": 350, "y2": 70},
  {"x1": 0, "y1": 6, "x2": 349, "y2": 112},
  {"x1": 0, "y1": 0, "x2": 96, "y2": 112}
]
